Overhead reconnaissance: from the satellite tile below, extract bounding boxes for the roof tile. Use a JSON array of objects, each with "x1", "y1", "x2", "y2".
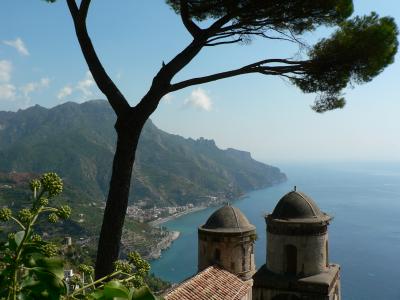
[{"x1": 165, "y1": 265, "x2": 252, "y2": 300}]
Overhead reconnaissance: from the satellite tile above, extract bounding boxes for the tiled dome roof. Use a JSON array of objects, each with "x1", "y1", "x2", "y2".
[
  {"x1": 271, "y1": 190, "x2": 331, "y2": 222},
  {"x1": 201, "y1": 205, "x2": 255, "y2": 232}
]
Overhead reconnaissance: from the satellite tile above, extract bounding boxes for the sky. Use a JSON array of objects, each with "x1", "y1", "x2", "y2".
[{"x1": 0, "y1": 1, "x2": 399, "y2": 164}]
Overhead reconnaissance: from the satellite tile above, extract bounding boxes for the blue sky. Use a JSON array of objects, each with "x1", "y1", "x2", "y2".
[{"x1": 1, "y1": 1, "x2": 399, "y2": 163}]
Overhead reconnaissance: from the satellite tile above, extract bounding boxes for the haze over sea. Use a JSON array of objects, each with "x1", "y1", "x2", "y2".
[{"x1": 150, "y1": 162, "x2": 400, "y2": 300}]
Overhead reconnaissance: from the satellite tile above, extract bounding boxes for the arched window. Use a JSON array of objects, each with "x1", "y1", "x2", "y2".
[
  {"x1": 326, "y1": 240, "x2": 329, "y2": 267},
  {"x1": 285, "y1": 245, "x2": 297, "y2": 275},
  {"x1": 214, "y1": 248, "x2": 221, "y2": 262},
  {"x1": 242, "y1": 246, "x2": 246, "y2": 271}
]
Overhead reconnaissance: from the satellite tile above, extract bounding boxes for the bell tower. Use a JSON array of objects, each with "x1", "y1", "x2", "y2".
[
  {"x1": 198, "y1": 204, "x2": 257, "y2": 280},
  {"x1": 253, "y1": 189, "x2": 341, "y2": 300}
]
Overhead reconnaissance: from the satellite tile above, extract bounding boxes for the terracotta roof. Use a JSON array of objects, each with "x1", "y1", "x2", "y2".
[{"x1": 164, "y1": 266, "x2": 252, "y2": 300}]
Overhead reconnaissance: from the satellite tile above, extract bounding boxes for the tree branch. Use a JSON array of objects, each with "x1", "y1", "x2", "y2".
[
  {"x1": 135, "y1": 37, "x2": 207, "y2": 118},
  {"x1": 169, "y1": 59, "x2": 306, "y2": 92},
  {"x1": 169, "y1": 68, "x2": 258, "y2": 92},
  {"x1": 206, "y1": 14, "x2": 234, "y2": 35},
  {"x1": 205, "y1": 38, "x2": 242, "y2": 46},
  {"x1": 66, "y1": 0, "x2": 78, "y2": 17},
  {"x1": 180, "y1": 0, "x2": 201, "y2": 38},
  {"x1": 66, "y1": 0, "x2": 130, "y2": 116},
  {"x1": 79, "y1": 0, "x2": 91, "y2": 22}
]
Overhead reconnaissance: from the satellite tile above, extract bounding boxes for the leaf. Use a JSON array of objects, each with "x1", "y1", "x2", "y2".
[
  {"x1": 89, "y1": 289, "x2": 106, "y2": 300},
  {"x1": 130, "y1": 286, "x2": 158, "y2": 300},
  {"x1": 22, "y1": 267, "x2": 66, "y2": 299},
  {"x1": 14, "y1": 231, "x2": 25, "y2": 246},
  {"x1": 35, "y1": 257, "x2": 64, "y2": 279},
  {"x1": 103, "y1": 280, "x2": 130, "y2": 299},
  {"x1": 8, "y1": 231, "x2": 25, "y2": 250},
  {"x1": 22, "y1": 251, "x2": 45, "y2": 268},
  {"x1": 30, "y1": 267, "x2": 66, "y2": 290}
]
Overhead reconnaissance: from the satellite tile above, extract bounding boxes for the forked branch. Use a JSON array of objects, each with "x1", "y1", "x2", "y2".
[
  {"x1": 180, "y1": 0, "x2": 202, "y2": 38},
  {"x1": 66, "y1": 0, "x2": 130, "y2": 116}
]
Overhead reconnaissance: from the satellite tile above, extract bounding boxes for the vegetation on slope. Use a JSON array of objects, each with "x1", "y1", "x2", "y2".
[{"x1": 0, "y1": 100, "x2": 286, "y2": 207}]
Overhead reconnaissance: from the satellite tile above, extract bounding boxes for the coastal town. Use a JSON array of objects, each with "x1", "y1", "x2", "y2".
[
  {"x1": 125, "y1": 195, "x2": 225, "y2": 225},
  {"x1": 122, "y1": 196, "x2": 229, "y2": 260}
]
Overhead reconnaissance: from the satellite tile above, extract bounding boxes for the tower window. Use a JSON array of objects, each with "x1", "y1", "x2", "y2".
[
  {"x1": 214, "y1": 248, "x2": 221, "y2": 262},
  {"x1": 326, "y1": 240, "x2": 329, "y2": 267},
  {"x1": 285, "y1": 245, "x2": 297, "y2": 275},
  {"x1": 242, "y1": 246, "x2": 246, "y2": 271}
]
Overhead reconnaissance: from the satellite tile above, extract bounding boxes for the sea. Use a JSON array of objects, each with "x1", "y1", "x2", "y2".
[{"x1": 150, "y1": 162, "x2": 400, "y2": 300}]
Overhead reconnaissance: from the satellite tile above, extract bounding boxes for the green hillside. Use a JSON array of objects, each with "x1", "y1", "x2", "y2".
[{"x1": 0, "y1": 100, "x2": 286, "y2": 207}]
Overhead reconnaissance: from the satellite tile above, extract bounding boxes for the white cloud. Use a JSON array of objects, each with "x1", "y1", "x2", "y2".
[
  {"x1": 40, "y1": 77, "x2": 50, "y2": 87},
  {"x1": 57, "y1": 71, "x2": 99, "y2": 101},
  {"x1": 0, "y1": 60, "x2": 12, "y2": 82},
  {"x1": 3, "y1": 38, "x2": 29, "y2": 56},
  {"x1": 20, "y1": 77, "x2": 50, "y2": 98},
  {"x1": 57, "y1": 86, "x2": 73, "y2": 100},
  {"x1": 76, "y1": 71, "x2": 95, "y2": 97},
  {"x1": 162, "y1": 93, "x2": 173, "y2": 103},
  {"x1": 0, "y1": 84, "x2": 16, "y2": 100},
  {"x1": 184, "y1": 88, "x2": 212, "y2": 111}
]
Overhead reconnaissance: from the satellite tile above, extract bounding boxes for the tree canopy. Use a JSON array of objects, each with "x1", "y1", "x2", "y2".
[{"x1": 165, "y1": 0, "x2": 398, "y2": 112}]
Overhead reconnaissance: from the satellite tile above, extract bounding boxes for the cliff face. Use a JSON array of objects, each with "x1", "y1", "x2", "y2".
[{"x1": 0, "y1": 100, "x2": 286, "y2": 206}]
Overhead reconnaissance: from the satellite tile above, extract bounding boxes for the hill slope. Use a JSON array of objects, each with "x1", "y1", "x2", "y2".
[{"x1": 0, "y1": 100, "x2": 286, "y2": 206}]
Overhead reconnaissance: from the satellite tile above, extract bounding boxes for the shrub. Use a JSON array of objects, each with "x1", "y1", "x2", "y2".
[{"x1": 0, "y1": 173, "x2": 159, "y2": 300}]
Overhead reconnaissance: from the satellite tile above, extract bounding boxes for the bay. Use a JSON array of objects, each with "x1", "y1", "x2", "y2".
[{"x1": 150, "y1": 162, "x2": 400, "y2": 299}]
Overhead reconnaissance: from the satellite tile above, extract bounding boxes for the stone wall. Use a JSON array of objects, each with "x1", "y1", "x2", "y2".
[
  {"x1": 198, "y1": 230, "x2": 256, "y2": 280},
  {"x1": 267, "y1": 232, "x2": 328, "y2": 276}
]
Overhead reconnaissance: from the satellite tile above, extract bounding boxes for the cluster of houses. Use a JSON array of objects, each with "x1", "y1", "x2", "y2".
[{"x1": 126, "y1": 203, "x2": 195, "y2": 223}]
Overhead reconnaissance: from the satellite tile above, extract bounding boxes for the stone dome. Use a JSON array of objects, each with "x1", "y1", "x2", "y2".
[
  {"x1": 201, "y1": 205, "x2": 255, "y2": 232},
  {"x1": 271, "y1": 190, "x2": 331, "y2": 222}
]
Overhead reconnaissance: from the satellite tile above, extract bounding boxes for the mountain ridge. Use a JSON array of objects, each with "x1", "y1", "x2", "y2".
[{"x1": 0, "y1": 100, "x2": 286, "y2": 207}]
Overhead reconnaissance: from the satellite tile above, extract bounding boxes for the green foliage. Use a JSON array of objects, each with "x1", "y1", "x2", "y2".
[
  {"x1": 41, "y1": 172, "x2": 63, "y2": 197},
  {"x1": 144, "y1": 274, "x2": 170, "y2": 293},
  {"x1": 0, "y1": 101, "x2": 286, "y2": 208},
  {"x1": 167, "y1": 0, "x2": 353, "y2": 33},
  {"x1": 166, "y1": 1, "x2": 398, "y2": 112},
  {"x1": 0, "y1": 207, "x2": 12, "y2": 221},
  {"x1": 78, "y1": 263, "x2": 94, "y2": 275},
  {"x1": 0, "y1": 172, "x2": 67, "y2": 300},
  {"x1": 64, "y1": 250, "x2": 157, "y2": 299},
  {"x1": 0, "y1": 173, "x2": 159, "y2": 300},
  {"x1": 294, "y1": 12, "x2": 398, "y2": 112}
]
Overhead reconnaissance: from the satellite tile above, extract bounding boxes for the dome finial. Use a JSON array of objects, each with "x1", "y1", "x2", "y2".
[{"x1": 294, "y1": 185, "x2": 297, "y2": 192}]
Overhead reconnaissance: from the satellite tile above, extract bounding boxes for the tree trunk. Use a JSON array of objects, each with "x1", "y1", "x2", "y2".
[{"x1": 94, "y1": 116, "x2": 143, "y2": 279}]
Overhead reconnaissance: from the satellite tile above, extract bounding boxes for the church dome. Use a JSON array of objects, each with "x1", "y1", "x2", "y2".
[
  {"x1": 271, "y1": 190, "x2": 331, "y2": 222},
  {"x1": 201, "y1": 205, "x2": 255, "y2": 232}
]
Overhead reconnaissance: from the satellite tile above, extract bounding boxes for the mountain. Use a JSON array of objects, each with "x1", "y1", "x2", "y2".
[{"x1": 0, "y1": 100, "x2": 286, "y2": 206}]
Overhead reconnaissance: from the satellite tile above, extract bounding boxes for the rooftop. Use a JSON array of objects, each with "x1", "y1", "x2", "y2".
[
  {"x1": 200, "y1": 205, "x2": 255, "y2": 233},
  {"x1": 164, "y1": 265, "x2": 252, "y2": 300},
  {"x1": 270, "y1": 190, "x2": 331, "y2": 223}
]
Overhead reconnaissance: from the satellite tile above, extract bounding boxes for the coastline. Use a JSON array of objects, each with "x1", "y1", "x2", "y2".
[
  {"x1": 145, "y1": 191, "x2": 268, "y2": 260},
  {"x1": 148, "y1": 205, "x2": 208, "y2": 227},
  {"x1": 146, "y1": 230, "x2": 180, "y2": 260},
  {"x1": 146, "y1": 206, "x2": 208, "y2": 260}
]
